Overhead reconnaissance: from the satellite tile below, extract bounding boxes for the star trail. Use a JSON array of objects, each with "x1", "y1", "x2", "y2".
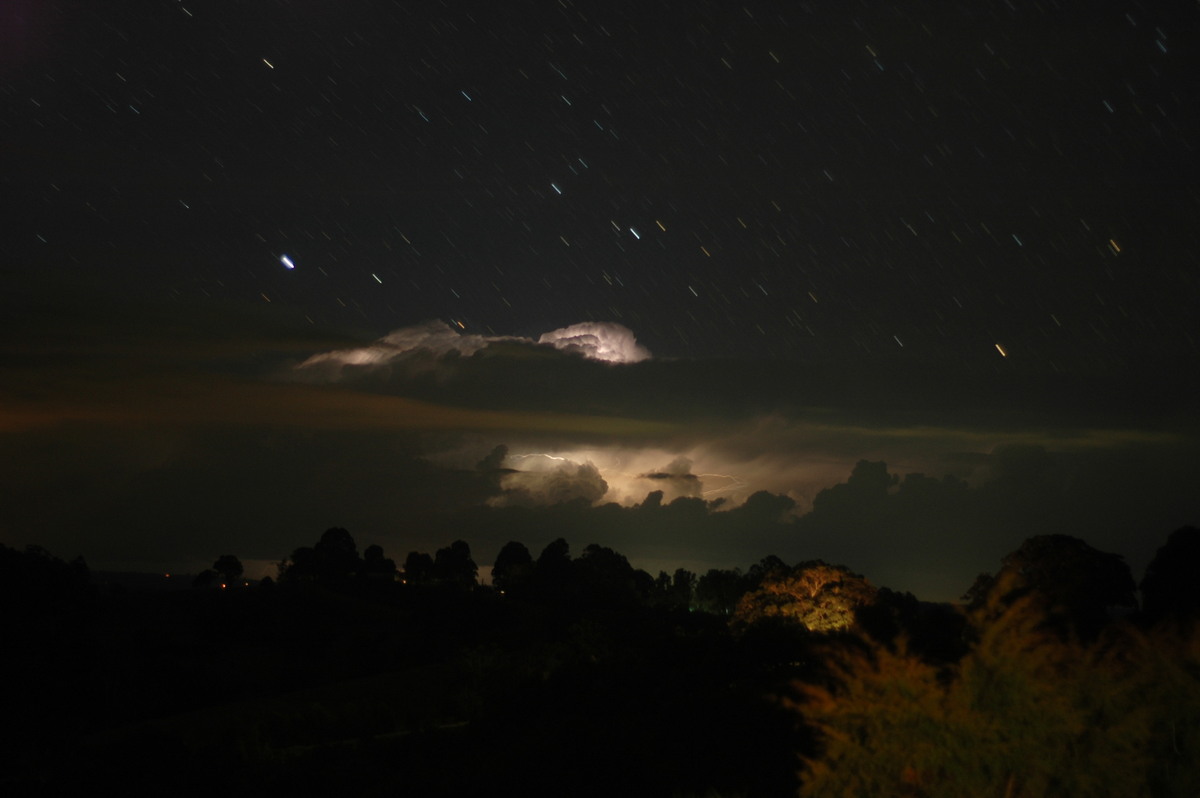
[{"x1": 6, "y1": 0, "x2": 1194, "y2": 364}]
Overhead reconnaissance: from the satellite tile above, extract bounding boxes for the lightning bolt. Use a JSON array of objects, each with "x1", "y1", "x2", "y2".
[{"x1": 697, "y1": 472, "x2": 747, "y2": 497}]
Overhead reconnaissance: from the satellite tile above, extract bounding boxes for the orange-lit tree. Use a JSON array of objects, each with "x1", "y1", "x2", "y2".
[
  {"x1": 733, "y1": 561, "x2": 877, "y2": 633},
  {"x1": 791, "y1": 575, "x2": 1200, "y2": 797}
]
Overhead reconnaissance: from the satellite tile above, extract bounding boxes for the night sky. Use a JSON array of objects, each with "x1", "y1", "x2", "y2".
[{"x1": 3, "y1": 0, "x2": 1197, "y2": 600}]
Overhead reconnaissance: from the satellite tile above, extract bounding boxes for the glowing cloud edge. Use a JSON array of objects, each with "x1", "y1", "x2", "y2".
[{"x1": 297, "y1": 320, "x2": 651, "y2": 372}]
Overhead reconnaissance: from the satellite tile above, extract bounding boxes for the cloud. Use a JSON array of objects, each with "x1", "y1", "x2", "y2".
[
  {"x1": 298, "y1": 320, "x2": 502, "y2": 370},
  {"x1": 490, "y1": 458, "x2": 609, "y2": 508},
  {"x1": 777, "y1": 443, "x2": 1200, "y2": 601},
  {"x1": 536, "y1": 322, "x2": 651, "y2": 363},
  {"x1": 296, "y1": 319, "x2": 650, "y2": 379},
  {"x1": 631, "y1": 455, "x2": 704, "y2": 501}
]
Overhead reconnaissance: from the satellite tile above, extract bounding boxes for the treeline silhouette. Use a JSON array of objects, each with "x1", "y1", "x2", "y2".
[{"x1": 1, "y1": 525, "x2": 1197, "y2": 796}]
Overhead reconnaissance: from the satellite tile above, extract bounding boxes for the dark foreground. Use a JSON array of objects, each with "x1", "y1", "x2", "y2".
[{"x1": 5, "y1": 582, "x2": 807, "y2": 797}]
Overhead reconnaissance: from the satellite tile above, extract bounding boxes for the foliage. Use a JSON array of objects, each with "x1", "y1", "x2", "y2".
[
  {"x1": 529, "y1": 536, "x2": 573, "y2": 598},
  {"x1": 0, "y1": 543, "x2": 90, "y2": 601},
  {"x1": 361, "y1": 544, "x2": 397, "y2": 580},
  {"x1": 966, "y1": 534, "x2": 1137, "y2": 640},
  {"x1": 192, "y1": 568, "x2": 221, "y2": 589},
  {"x1": 213, "y1": 554, "x2": 243, "y2": 584},
  {"x1": 695, "y1": 567, "x2": 747, "y2": 615},
  {"x1": 403, "y1": 550, "x2": 433, "y2": 584},
  {"x1": 733, "y1": 561, "x2": 878, "y2": 633},
  {"x1": 491, "y1": 540, "x2": 533, "y2": 594},
  {"x1": 432, "y1": 539, "x2": 478, "y2": 587},
  {"x1": 651, "y1": 567, "x2": 696, "y2": 610},
  {"x1": 278, "y1": 529, "x2": 401, "y2": 590},
  {"x1": 573, "y1": 542, "x2": 643, "y2": 604},
  {"x1": 10, "y1": 528, "x2": 1199, "y2": 797},
  {"x1": 792, "y1": 587, "x2": 1200, "y2": 797},
  {"x1": 1140, "y1": 526, "x2": 1200, "y2": 622},
  {"x1": 280, "y1": 527, "x2": 363, "y2": 587}
]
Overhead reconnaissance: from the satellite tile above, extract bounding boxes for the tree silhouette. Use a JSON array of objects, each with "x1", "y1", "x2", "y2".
[
  {"x1": 537, "y1": 537, "x2": 571, "y2": 569},
  {"x1": 213, "y1": 554, "x2": 243, "y2": 586},
  {"x1": 314, "y1": 527, "x2": 360, "y2": 582},
  {"x1": 747, "y1": 554, "x2": 789, "y2": 585},
  {"x1": 280, "y1": 546, "x2": 316, "y2": 582},
  {"x1": 403, "y1": 550, "x2": 433, "y2": 584},
  {"x1": 531, "y1": 537, "x2": 574, "y2": 599},
  {"x1": 1140, "y1": 526, "x2": 1200, "y2": 622},
  {"x1": 652, "y1": 568, "x2": 697, "y2": 610},
  {"x1": 492, "y1": 541, "x2": 533, "y2": 594},
  {"x1": 574, "y1": 543, "x2": 641, "y2": 604},
  {"x1": 0, "y1": 544, "x2": 90, "y2": 606},
  {"x1": 694, "y1": 568, "x2": 746, "y2": 615},
  {"x1": 361, "y1": 544, "x2": 397, "y2": 581},
  {"x1": 192, "y1": 569, "x2": 220, "y2": 589},
  {"x1": 432, "y1": 540, "x2": 477, "y2": 587},
  {"x1": 967, "y1": 534, "x2": 1136, "y2": 639},
  {"x1": 279, "y1": 528, "x2": 363, "y2": 587}
]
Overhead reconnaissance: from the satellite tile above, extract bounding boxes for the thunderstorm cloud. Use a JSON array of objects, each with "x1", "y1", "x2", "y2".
[
  {"x1": 297, "y1": 320, "x2": 650, "y2": 378},
  {"x1": 536, "y1": 322, "x2": 652, "y2": 364},
  {"x1": 490, "y1": 457, "x2": 610, "y2": 508}
]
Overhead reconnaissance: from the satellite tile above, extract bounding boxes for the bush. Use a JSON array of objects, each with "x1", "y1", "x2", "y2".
[{"x1": 791, "y1": 590, "x2": 1200, "y2": 797}]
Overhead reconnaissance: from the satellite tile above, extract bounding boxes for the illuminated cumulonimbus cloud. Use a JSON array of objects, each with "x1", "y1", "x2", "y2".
[
  {"x1": 488, "y1": 450, "x2": 719, "y2": 508},
  {"x1": 537, "y1": 322, "x2": 651, "y2": 364},
  {"x1": 631, "y1": 455, "x2": 704, "y2": 500},
  {"x1": 489, "y1": 454, "x2": 609, "y2": 508},
  {"x1": 297, "y1": 320, "x2": 500, "y2": 371},
  {"x1": 297, "y1": 320, "x2": 649, "y2": 375},
  {"x1": 471, "y1": 443, "x2": 830, "y2": 512}
]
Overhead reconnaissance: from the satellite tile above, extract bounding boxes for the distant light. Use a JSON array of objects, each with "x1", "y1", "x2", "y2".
[
  {"x1": 280, "y1": 254, "x2": 295, "y2": 270},
  {"x1": 995, "y1": 343, "x2": 1008, "y2": 357}
]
